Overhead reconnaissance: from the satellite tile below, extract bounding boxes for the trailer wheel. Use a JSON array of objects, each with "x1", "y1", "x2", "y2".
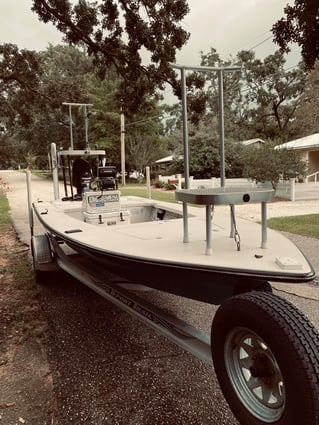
[
  {"x1": 31, "y1": 234, "x2": 59, "y2": 283},
  {"x1": 211, "y1": 292, "x2": 319, "y2": 425},
  {"x1": 234, "y1": 280, "x2": 272, "y2": 296}
]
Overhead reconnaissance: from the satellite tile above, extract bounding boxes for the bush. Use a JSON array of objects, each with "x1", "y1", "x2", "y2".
[
  {"x1": 153, "y1": 181, "x2": 165, "y2": 189},
  {"x1": 164, "y1": 183, "x2": 177, "y2": 190},
  {"x1": 243, "y1": 142, "x2": 307, "y2": 189}
]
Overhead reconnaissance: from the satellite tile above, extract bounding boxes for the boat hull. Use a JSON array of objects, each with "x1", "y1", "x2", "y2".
[
  {"x1": 50, "y1": 234, "x2": 312, "y2": 305},
  {"x1": 33, "y1": 197, "x2": 315, "y2": 305}
]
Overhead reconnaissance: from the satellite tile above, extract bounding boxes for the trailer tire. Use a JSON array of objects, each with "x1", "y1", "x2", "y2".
[
  {"x1": 234, "y1": 280, "x2": 272, "y2": 296},
  {"x1": 211, "y1": 291, "x2": 319, "y2": 425},
  {"x1": 31, "y1": 234, "x2": 59, "y2": 284}
]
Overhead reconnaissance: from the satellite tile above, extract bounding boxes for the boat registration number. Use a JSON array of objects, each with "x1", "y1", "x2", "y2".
[{"x1": 88, "y1": 193, "x2": 119, "y2": 206}]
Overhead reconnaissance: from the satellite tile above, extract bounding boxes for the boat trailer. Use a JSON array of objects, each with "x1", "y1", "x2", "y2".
[{"x1": 32, "y1": 232, "x2": 212, "y2": 365}]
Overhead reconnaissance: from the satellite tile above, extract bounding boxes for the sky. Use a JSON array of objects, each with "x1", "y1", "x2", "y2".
[
  {"x1": 0, "y1": 0, "x2": 297, "y2": 58},
  {"x1": 181, "y1": 0, "x2": 298, "y2": 62},
  {"x1": 0, "y1": 0, "x2": 299, "y2": 102}
]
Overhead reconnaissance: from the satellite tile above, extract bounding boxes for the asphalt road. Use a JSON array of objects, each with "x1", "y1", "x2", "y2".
[{"x1": 2, "y1": 170, "x2": 319, "y2": 425}]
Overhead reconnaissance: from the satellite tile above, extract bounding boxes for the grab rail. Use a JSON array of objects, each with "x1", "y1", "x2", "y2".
[{"x1": 306, "y1": 171, "x2": 319, "y2": 183}]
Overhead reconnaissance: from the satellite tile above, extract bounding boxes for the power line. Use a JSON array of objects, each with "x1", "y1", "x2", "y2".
[
  {"x1": 125, "y1": 112, "x2": 176, "y2": 127},
  {"x1": 248, "y1": 35, "x2": 273, "y2": 52},
  {"x1": 230, "y1": 31, "x2": 271, "y2": 54},
  {"x1": 125, "y1": 114, "x2": 163, "y2": 127}
]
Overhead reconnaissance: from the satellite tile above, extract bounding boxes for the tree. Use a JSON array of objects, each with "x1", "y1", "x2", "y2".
[
  {"x1": 243, "y1": 142, "x2": 307, "y2": 189},
  {"x1": 0, "y1": 41, "x2": 168, "y2": 170},
  {"x1": 272, "y1": 0, "x2": 319, "y2": 70},
  {"x1": 40, "y1": 44, "x2": 92, "y2": 108},
  {"x1": 0, "y1": 43, "x2": 42, "y2": 128},
  {"x1": 171, "y1": 48, "x2": 306, "y2": 143},
  {"x1": 0, "y1": 44, "x2": 95, "y2": 168},
  {"x1": 86, "y1": 72, "x2": 120, "y2": 162},
  {"x1": 199, "y1": 48, "x2": 243, "y2": 137},
  {"x1": 170, "y1": 48, "x2": 242, "y2": 127},
  {"x1": 166, "y1": 48, "x2": 307, "y2": 180},
  {"x1": 86, "y1": 70, "x2": 166, "y2": 173},
  {"x1": 31, "y1": 0, "x2": 190, "y2": 113},
  {"x1": 169, "y1": 120, "x2": 245, "y2": 179},
  {"x1": 0, "y1": 134, "x2": 28, "y2": 169},
  {"x1": 19, "y1": 45, "x2": 94, "y2": 165},
  {"x1": 290, "y1": 60, "x2": 319, "y2": 137},
  {"x1": 125, "y1": 106, "x2": 167, "y2": 176},
  {"x1": 0, "y1": 43, "x2": 43, "y2": 168},
  {"x1": 237, "y1": 50, "x2": 306, "y2": 141}
]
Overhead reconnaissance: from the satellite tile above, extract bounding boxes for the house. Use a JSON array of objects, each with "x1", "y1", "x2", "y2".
[
  {"x1": 156, "y1": 154, "x2": 174, "y2": 165},
  {"x1": 155, "y1": 154, "x2": 183, "y2": 174},
  {"x1": 276, "y1": 134, "x2": 319, "y2": 181},
  {"x1": 155, "y1": 155, "x2": 174, "y2": 174}
]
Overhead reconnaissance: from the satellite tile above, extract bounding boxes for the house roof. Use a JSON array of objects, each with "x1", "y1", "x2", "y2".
[
  {"x1": 276, "y1": 133, "x2": 319, "y2": 150},
  {"x1": 156, "y1": 155, "x2": 174, "y2": 164},
  {"x1": 241, "y1": 138, "x2": 265, "y2": 146},
  {"x1": 155, "y1": 154, "x2": 183, "y2": 164}
]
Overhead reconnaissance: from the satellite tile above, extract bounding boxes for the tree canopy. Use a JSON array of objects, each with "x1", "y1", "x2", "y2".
[
  {"x1": 168, "y1": 48, "x2": 306, "y2": 145},
  {"x1": 26, "y1": 45, "x2": 95, "y2": 164},
  {"x1": 291, "y1": 61, "x2": 319, "y2": 137},
  {"x1": 165, "y1": 48, "x2": 309, "y2": 181},
  {"x1": 1, "y1": 8, "x2": 317, "y2": 180},
  {"x1": 0, "y1": 43, "x2": 42, "y2": 127},
  {"x1": 243, "y1": 142, "x2": 307, "y2": 189},
  {"x1": 237, "y1": 50, "x2": 306, "y2": 140},
  {"x1": 272, "y1": 0, "x2": 319, "y2": 69},
  {"x1": 0, "y1": 43, "x2": 167, "y2": 170},
  {"x1": 31, "y1": 0, "x2": 190, "y2": 113}
]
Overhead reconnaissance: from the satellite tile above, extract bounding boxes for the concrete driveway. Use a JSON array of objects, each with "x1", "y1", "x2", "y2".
[{"x1": 1, "y1": 170, "x2": 319, "y2": 425}]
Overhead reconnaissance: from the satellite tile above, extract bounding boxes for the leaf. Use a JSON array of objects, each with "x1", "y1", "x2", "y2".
[
  {"x1": 0, "y1": 401, "x2": 16, "y2": 408},
  {"x1": 6, "y1": 402, "x2": 16, "y2": 407}
]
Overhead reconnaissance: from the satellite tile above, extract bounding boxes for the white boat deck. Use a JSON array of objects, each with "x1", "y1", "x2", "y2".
[{"x1": 33, "y1": 195, "x2": 313, "y2": 279}]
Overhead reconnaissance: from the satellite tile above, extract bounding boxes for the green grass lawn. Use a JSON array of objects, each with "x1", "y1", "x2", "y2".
[
  {"x1": 119, "y1": 185, "x2": 177, "y2": 203},
  {"x1": 267, "y1": 214, "x2": 319, "y2": 239},
  {"x1": 0, "y1": 193, "x2": 11, "y2": 231}
]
